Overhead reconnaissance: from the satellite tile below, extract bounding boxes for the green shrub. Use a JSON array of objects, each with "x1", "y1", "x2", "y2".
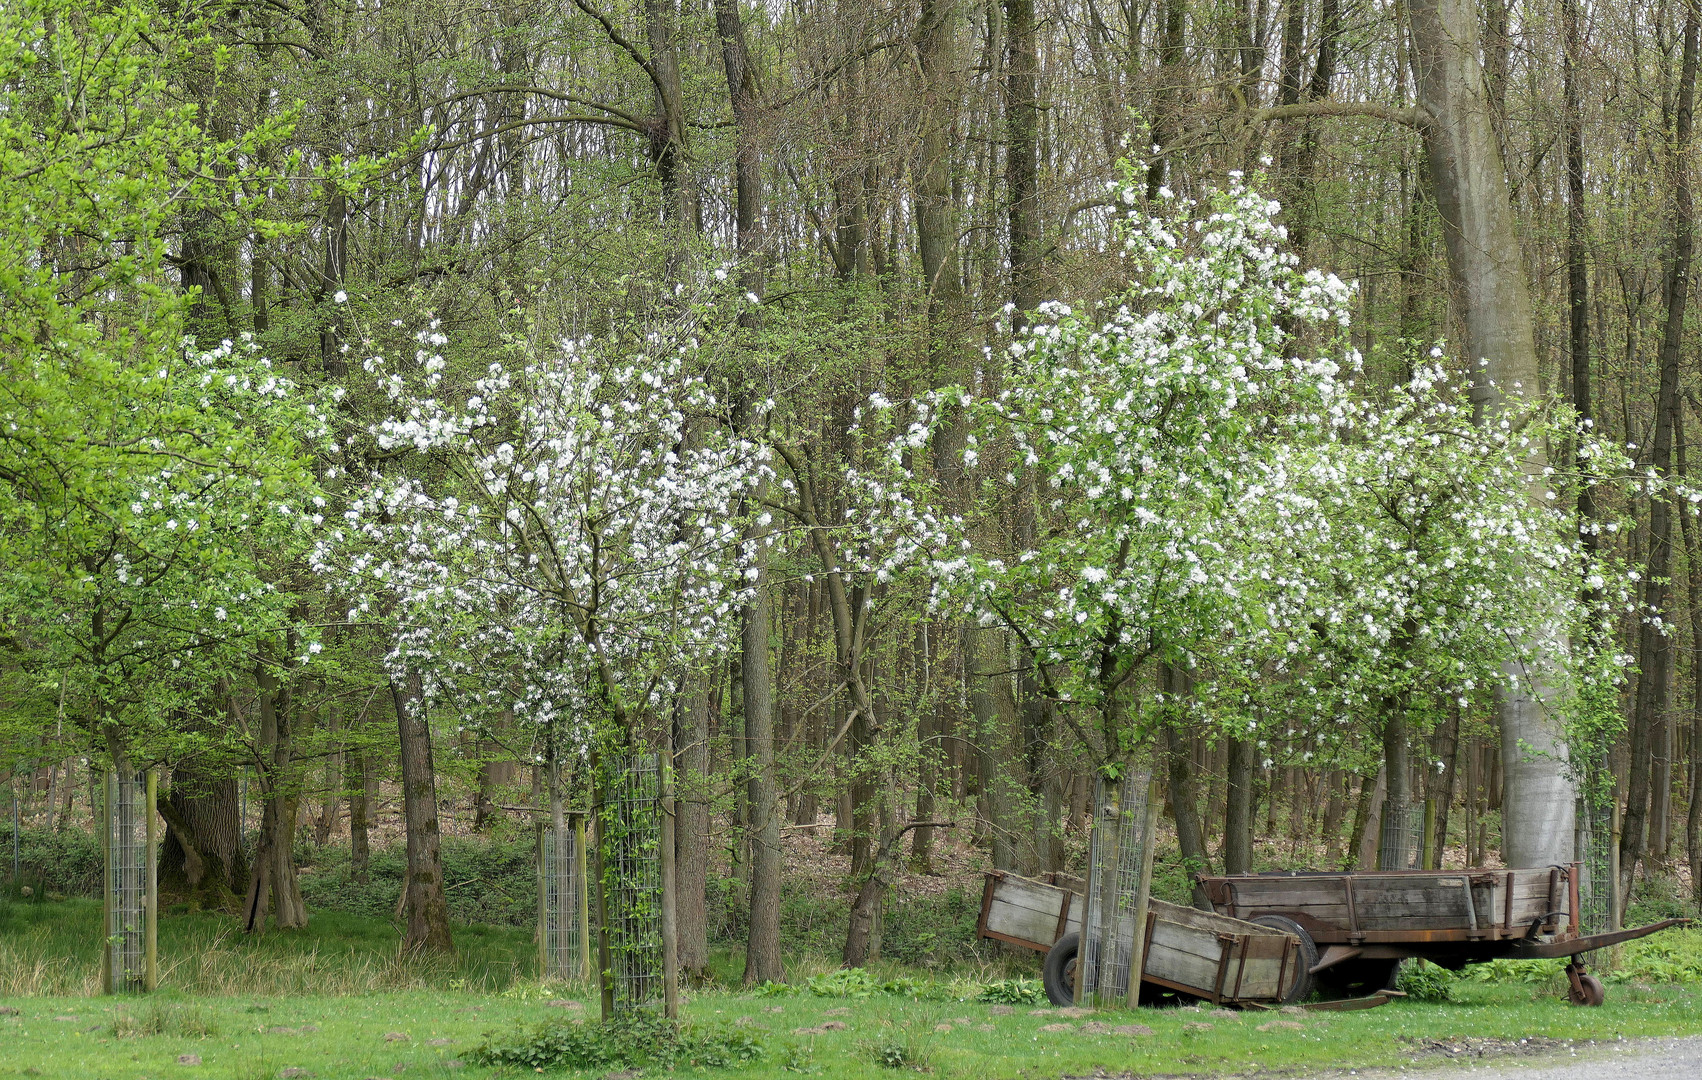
[
  {"x1": 472, "y1": 1010, "x2": 772, "y2": 1071},
  {"x1": 978, "y1": 976, "x2": 1046, "y2": 1004},
  {"x1": 2, "y1": 826, "x2": 103, "y2": 897},
  {"x1": 1606, "y1": 926, "x2": 1702, "y2": 983},
  {"x1": 298, "y1": 836, "x2": 536, "y2": 926},
  {"x1": 805, "y1": 967, "x2": 878, "y2": 998},
  {"x1": 1395, "y1": 959, "x2": 1454, "y2": 1002}
]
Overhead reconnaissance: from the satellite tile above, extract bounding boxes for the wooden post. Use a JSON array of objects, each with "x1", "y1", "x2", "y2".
[
  {"x1": 574, "y1": 813, "x2": 591, "y2": 981},
  {"x1": 144, "y1": 769, "x2": 157, "y2": 992},
  {"x1": 1076, "y1": 778, "x2": 1111, "y2": 1006},
  {"x1": 1608, "y1": 799, "x2": 1624, "y2": 970},
  {"x1": 1421, "y1": 797, "x2": 1438, "y2": 870},
  {"x1": 589, "y1": 763, "x2": 614, "y2": 1019},
  {"x1": 99, "y1": 771, "x2": 111, "y2": 994},
  {"x1": 1124, "y1": 774, "x2": 1161, "y2": 1009},
  {"x1": 535, "y1": 820, "x2": 548, "y2": 978},
  {"x1": 659, "y1": 735, "x2": 680, "y2": 1019}
]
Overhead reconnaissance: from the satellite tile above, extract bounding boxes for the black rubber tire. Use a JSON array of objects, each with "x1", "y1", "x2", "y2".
[
  {"x1": 1042, "y1": 932, "x2": 1080, "y2": 1007},
  {"x1": 1318, "y1": 958, "x2": 1402, "y2": 997},
  {"x1": 1250, "y1": 915, "x2": 1317, "y2": 1005}
]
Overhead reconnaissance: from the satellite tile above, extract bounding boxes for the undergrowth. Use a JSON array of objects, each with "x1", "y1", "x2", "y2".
[
  {"x1": 0, "y1": 895, "x2": 532, "y2": 996},
  {"x1": 473, "y1": 1010, "x2": 774, "y2": 1071}
]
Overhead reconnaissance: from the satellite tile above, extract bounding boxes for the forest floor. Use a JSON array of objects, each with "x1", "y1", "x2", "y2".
[{"x1": 4, "y1": 898, "x2": 1702, "y2": 1080}]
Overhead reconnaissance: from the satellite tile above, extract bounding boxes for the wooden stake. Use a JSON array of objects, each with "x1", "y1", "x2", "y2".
[
  {"x1": 1124, "y1": 774, "x2": 1161, "y2": 1009},
  {"x1": 100, "y1": 771, "x2": 111, "y2": 994},
  {"x1": 535, "y1": 820, "x2": 548, "y2": 977},
  {"x1": 145, "y1": 769, "x2": 157, "y2": 992},
  {"x1": 574, "y1": 814, "x2": 591, "y2": 981},
  {"x1": 659, "y1": 735, "x2": 680, "y2": 1020}
]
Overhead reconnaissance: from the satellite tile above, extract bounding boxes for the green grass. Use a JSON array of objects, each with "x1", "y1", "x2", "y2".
[
  {"x1": 0, "y1": 897, "x2": 536, "y2": 996},
  {"x1": 3, "y1": 896, "x2": 1700, "y2": 1079},
  {"x1": 0, "y1": 980, "x2": 1699, "y2": 1080}
]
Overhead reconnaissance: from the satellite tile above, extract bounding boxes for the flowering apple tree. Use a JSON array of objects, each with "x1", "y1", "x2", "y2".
[
  {"x1": 326, "y1": 324, "x2": 770, "y2": 761},
  {"x1": 929, "y1": 171, "x2": 1355, "y2": 769},
  {"x1": 1208, "y1": 358, "x2": 1639, "y2": 837}
]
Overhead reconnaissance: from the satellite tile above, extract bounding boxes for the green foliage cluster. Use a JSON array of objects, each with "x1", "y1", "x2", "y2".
[
  {"x1": 1462, "y1": 928, "x2": 1702, "y2": 986},
  {"x1": 975, "y1": 977, "x2": 1047, "y2": 1004},
  {"x1": 729, "y1": 876, "x2": 982, "y2": 965},
  {"x1": 472, "y1": 1010, "x2": 772, "y2": 1072},
  {"x1": 297, "y1": 837, "x2": 537, "y2": 928},
  {"x1": 0, "y1": 827, "x2": 103, "y2": 898},
  {"x1": 1395, "y1": 959, "x2": 1455, "y2": 1002}
]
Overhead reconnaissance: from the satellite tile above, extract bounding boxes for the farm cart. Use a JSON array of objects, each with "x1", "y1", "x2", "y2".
[
  {"x1": 977, "y1": 870, "x2": 1376, "y2": 1009},
  {"x1": 1197, "y1": 864, "x2": 1691, "y2": 1006}
]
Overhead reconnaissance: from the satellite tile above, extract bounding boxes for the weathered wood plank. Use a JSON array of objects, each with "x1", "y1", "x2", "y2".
[{"x1": 986, "y1": 899, "x2": 1067, "y2": 945}]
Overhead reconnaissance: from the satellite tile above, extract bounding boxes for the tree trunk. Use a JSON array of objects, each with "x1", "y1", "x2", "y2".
[
  {"x1": 1623, "y1": 0, "x2": 1699, "y2": 908},
  {"x1": 1408, "y1": 0, "x2": 1575, "y2": 868},
  {"x1": 641, "y1": 0, "x2": 696, "y2": 228},
  {"x1": 741, "y1": 578, "x2": 784, "y2": 985},
  {"x1": 159, "y1": 756, "x2": 247, "y2": 909},
  {"x1": 349, "y1": 738, "x2": 374, "y2": 884},
  {"x1": 1380, "y1": 695, "x2": 1412, "y2": 870},
  {"x1": 1004, "y1": 0, "x2": 1041, "y2": 318},
  {"x1": 1223, "y1": 736, "x2": 1255, "y2": 873},
  {"x1": 674, "y1": 678, "x2": 712, "y2": 980},
  {"x1": 314, "y1": 703, "x2": 342, "y2": 847},
  {"x1": 1683, "y1": 413, "x2": 1702, "y2": 910},
  {"x1": 1161, "y1": 665, "x2": 1210, "y2": 906},
  {"x1": 392, "y1": 670, "x2": 453, "y2": 953},
  {"x1": 242, "y1": 660, "x2": 307, "y2": 932}
]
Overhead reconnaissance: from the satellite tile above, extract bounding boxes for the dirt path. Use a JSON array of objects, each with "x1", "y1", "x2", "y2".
[{"x1": 1294, "y1": 1035, "x2": 1702, "y2": 1080}]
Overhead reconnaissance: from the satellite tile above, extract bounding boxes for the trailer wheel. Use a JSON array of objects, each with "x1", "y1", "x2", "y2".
[
  {"x1": 1250, "y1": 915, "x2": 1317, "y2": 1005},
  {"x1": 1042, "y1": 932, "x2": 1080, "y2": 1007},
  {"x1": 1568, "y1": 973, "x2": 1606, "y2": 1007}
]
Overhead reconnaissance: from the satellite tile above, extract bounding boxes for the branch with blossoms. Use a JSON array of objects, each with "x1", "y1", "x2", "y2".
[{"x1": 315, "y1": 310, "x2": 771, "y2": 764}]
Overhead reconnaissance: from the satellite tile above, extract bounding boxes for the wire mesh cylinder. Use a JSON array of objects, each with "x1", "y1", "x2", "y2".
[
  {"x1": 104, "y1": 769, "x2": 152, "y2": 993},
  {"x1": 601, "y1": 752, "x2": 662, "y2": 1013},
  {"x1": 1078, "y1": 770, "x2": 1152, "y2": 1004},
  {"x1": 539, "y1": 818, "x2": 585, "y2": 979},
  {"x1": 1576, "y1": 795, "x2": 1615, "y2": 935},
  {"x1": 1377, "y1": 799, "x2": 1424, "y2": 871}
]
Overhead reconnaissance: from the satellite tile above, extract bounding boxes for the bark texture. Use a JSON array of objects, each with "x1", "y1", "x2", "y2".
[
  {"x1": 392, "y1": 670, "x2": 454, "y2": 953},
  {"x1": 1407, "y1": 0, "x2": 1574, "y2": 866}
]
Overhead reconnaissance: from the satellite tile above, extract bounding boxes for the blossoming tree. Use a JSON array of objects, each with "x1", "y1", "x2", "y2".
[
  {"x1": 933, "y1": 172, "x2": 1354, "y2": 773},
  {"x1": 325, "y1": 313, "x2": 767, "y2": 988}
]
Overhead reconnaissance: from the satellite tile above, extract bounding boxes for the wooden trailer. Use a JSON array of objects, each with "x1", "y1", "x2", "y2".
[
  {"x1": 978, "y1": 870, "x2": 1357, "y2": 1009},
  {"x1": 1197, "y1": 864, "x2": 1691, "y2": 1006}
]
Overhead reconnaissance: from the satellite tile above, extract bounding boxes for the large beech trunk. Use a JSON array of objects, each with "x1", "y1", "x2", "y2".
[
  {"x1": 392, "y1": 669, "x2": 454, "y2": 953},
  {"x1": 1407, "y1": 0, "x2": 1574, "y2": 867}
]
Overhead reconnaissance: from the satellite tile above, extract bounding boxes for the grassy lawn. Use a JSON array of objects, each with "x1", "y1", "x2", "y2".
[
  {"x1": 3, "y1": 898, "x2": 1700, "y2": 1079},
  {"x1": 2, "y1": 981, "x2": 1701, "y2": 1080}
]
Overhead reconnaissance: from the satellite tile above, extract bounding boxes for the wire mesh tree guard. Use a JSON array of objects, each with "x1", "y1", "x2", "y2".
[
  {"x1": 1576, "y1": 794, "x2": 1617, "y2": 936},
  {"x1": 537, "y1": 813, "x2": 591, "y2": 980},
  {"x1": 596, "y1": 751, "x2": 664, "y2": 1014},
  {"x1": 102, "y1": 768, "x2": 157, "y2": 993},
  {"x1": 1076, "y1": 769, "x2": 1160, "y2": 1005},
  {"x1": 1377, "y1": 799, "x2": 1425, "y2": 871}
]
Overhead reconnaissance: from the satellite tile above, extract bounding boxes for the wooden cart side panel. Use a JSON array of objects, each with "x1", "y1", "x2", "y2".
[
  {"x1": 979, "y1": 872, "x2": 1082, "y2": 949},
  {"x1": 1140, "y1": 905, "x2": 1294, "y2": 1002}
]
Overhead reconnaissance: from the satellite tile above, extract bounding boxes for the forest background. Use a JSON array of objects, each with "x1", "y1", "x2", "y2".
[{"x1": 4, "y1": 0, "x2": 1702, "y2": 992}]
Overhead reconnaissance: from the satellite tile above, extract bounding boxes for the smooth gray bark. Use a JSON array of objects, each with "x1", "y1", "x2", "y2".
[{"x1": 1407, "y1": 0, "x2": 1573, "y2": 867}]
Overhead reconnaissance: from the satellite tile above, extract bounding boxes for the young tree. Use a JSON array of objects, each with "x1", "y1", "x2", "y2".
[
  {"x1": 932, "y1": 172, "x2": 1355, "y2": 772},
  {"x1": 325, "y1": 300, "x2": 767, "y2": 976}
]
